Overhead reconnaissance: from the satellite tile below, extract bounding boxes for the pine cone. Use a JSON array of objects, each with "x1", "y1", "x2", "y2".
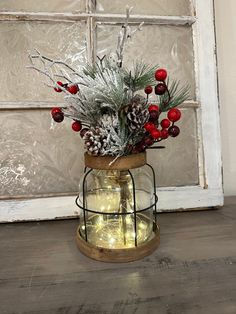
[
  {"x1": 83, "y1": 127, "x2": 108, "y2": 156},
  {"x1": 125, "y1": 101, "x2": 149, "y2": 132},
  {"x1": 98, "y1": 114, "x2": 119, "y2": 129}
]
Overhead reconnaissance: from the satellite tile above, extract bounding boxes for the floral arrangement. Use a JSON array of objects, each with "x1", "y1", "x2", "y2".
[{"x1": 28, "y1": 7, "x2": 188, "y2": 158}]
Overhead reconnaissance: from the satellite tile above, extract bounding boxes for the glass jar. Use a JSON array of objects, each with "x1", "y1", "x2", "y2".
[{"x1": 76, "y1": 152, "x2": 159, "y2": 262}]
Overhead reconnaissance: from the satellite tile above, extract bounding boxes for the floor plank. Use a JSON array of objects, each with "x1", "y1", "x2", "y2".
[{"x1": 0, "y1": 197, "x2": 236, "y2": 314}]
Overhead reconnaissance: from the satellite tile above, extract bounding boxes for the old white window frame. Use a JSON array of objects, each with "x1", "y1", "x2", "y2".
[{"x1": 0, "y1": 0, "x2": 223, "y2": 222}]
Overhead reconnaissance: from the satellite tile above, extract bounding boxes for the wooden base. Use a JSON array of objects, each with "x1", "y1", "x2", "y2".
[{"x1": 76, "y1": 223, "x2": 160, "y2": 263}]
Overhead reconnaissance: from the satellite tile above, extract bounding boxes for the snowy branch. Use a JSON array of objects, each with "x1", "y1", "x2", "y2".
[{"x1": 116, "y1": 6, "x2": 144, "y2": 68}]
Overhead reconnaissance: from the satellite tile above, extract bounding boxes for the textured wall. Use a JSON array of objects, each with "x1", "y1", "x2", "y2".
[{"x1": 214, "y1": 0, "x2": 236, "y2": 196}]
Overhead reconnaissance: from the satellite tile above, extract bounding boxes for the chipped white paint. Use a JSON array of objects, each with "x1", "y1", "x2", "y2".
[
  {"x1": 0, "y1": 196, "x2": 79, "y2": 222},
  {"x1": 0, "y1": 101, "x2": 65, "y2": 109},
  {"x1": 195, "y1": 0, "x2": 223, "y2": 193},
  {"x1": 0, "y1": 11, "x2": 196, "y2": 25},
  {"x1": 0, "y1": 100, "x2": 199, "y2": 110},
  {"x1": 0, "y1": 0, "x2": 223, "y2": 222}
]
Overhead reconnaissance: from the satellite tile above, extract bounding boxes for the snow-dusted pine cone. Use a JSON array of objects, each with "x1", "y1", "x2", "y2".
[
  {"x1": 82, "y1": 127, "x2": 108, "y2": 156},
  {"x1": 97, "y1": 114, "x2": 119, "y2": 130},
  {"x1": 125, "y1": 100, "x2": 149, "y2": 132}
]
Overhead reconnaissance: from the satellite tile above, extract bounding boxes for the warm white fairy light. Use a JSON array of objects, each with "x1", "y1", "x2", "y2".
[
  {"x1": 81, "y1": 209, "x2": 152, "y2": 249},
  {"x1": 79, "y1": 171, "x2": 154, "y2": 249},
  {"x1": 139, "y1": 222, "x2": 146, "y2": 230}
]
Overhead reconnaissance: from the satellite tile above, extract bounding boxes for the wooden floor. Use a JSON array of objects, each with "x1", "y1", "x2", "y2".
[{"x1": 0, "y1": 197, "x2": 236, "y2": 314}]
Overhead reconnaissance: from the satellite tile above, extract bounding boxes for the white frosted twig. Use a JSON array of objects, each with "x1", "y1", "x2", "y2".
[
  {"x1": 116, "y1": 6, "x2": 144, "y2": 68},
  {"x1": 30, "y1": 51, "x2": 83, "y2": 78},
  {"x1": 130, "y1": 22, "x2": 144, "y2": 36},
  {"x1": 54, "y1": 73, "x2": 73, "y2": 83},
  {"x1": 116, "y1": 6, "x2": 132, "y2": 67},
  {"x1": 60, "y1": 69, "x2": 73, "y2": 82},
  {"x1": 28, "y1": 50, "x2": 84, "y2": 100},
  {"x1": 36, "y1": 49, "x2": 46, "y2": 68},
  {"x1": 44, "y1": 83, "x2": 54, "y2": 88},
  {"x1": 28, "y1": 53, "x2": 34, "y2": 65},
  {"x1": 27, "y1": 65, "x2": 54, "y2": 83}
]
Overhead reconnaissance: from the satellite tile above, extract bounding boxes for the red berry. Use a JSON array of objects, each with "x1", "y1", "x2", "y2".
[
  {"x1": 161, "y1": 129, "x2": 169, "y2": 139},
  {"x1": 135, "y1": 142, "x2": 146, "y2": 153},
  {"x1": 161, "y1": 118, "x2": 171, "y2": 129},
  {"x1": 72, "y1": 121, "x2": 82, "y2": 132},
  {"x1": 155, "y1": 69, "x2": 167, "y2": 81},
  {"x1": 51, "y1": 107, "x2": 62, "y2": 115},
  {"x1": 144, "y1": 122, "x2": 156, "y2": 133},
  {"x1": 144, "y1": 86, "x2": 153, "y2": 95},
  {"x1": 126, "y1": 144, "x2": 134, "y2": 153},
  {"x1": 52, "y1": 111, "x2": 64, "y2": 123},
  {"x1": 54, "y1": 81, "x2": 64, "y2": 93},
  {"x1": 148, "y1": 105, "x2": 159, "y2": 112},
  {"x1": 67, "y1": 84, "x2": 79, "y2": 94},
  {"x1": 80, "y1": 128, "x2": 89, "y2": 138},
  {"x1": 144, "y1": 137, "x2": 154, "y2": 147},
  {"x1": 167, "y1": 108, "x2": 181, "y2": 122},
  {"x1": 149, "y1": 111, "x2": 159, "y2": 121},
  {"x1": 155, "y1": 83, "x2": 167, "y2": 95},
  {"x1": 168, "y1": 125, "x2": 180, "y2": 137},
  {"x1": 131, "y1": 146, "x2": 139, "y2": 154},
  {"x1": 150, "y1": 129, "x2": 161, "y2": 140}
]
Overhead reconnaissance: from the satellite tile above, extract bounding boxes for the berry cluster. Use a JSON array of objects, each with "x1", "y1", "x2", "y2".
[
  {"x1": 132, "y1": 68, "x2": 182, "y2": 153},
  {"x1": 132, "y1": 106, "x2": 181, "y2": 153},
  {"x1": 54, "y1": 81, "x2": 79, "y2": 95},
  {"x1": 144, "y1": 106, "x2": 181, "y2": 140},
  {"x1": 52, "y1": 82, "x2": 84, "y2": 132},
  {"x1": 144, "y1": 68, "x2": 168, "y2": 98}
]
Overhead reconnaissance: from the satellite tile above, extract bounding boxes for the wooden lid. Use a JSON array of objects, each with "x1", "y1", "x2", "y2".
[{"x1": 84, "y1": 152, "x2": 146, "y2": 170}]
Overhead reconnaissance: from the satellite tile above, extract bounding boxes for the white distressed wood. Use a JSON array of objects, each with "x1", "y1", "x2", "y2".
[
  {"x1": 0, "y1": 186, "x2": 223, "y2": 222},
  {"x1": 92, "y1": 14, "x2": 195, "y2": 25},
  {"x1": 191, "y1": 2, "x2": 205, "y2": 188},
  {"x1": 0, "y1": 11, "x2": 196, "y2": 25},
  {"x1": 0, "y1": 196, "x2": 79, "y2": 222},
  {"x1": 157, "y1": 186, "x2": 223, "y2": 211},
  {"x1": 0, "y1": 100, "x2": 199, "y2": 110},
  {"x1": 0, "y1": 101, "x2": 65, "y2": 109},
  {"x1": 194, "y1": 0, "x2": 223, "y2": 192}
]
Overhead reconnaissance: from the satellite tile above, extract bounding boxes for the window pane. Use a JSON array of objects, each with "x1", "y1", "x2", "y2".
[
  {"x1": 0, "y1": 21, "x2": 86, "y2": 102},
  {"x1": 0, "y1": 110, "x2": 84, "y2": 197},
  {"x1": 0, "y1": 0, "x2": 85, "y2": 12},
  {"x1": 147, "y1": 107, "x2": 199, "y2": 187},
  {"x1": 96, "y1": 24, "x2": 195, "y2": 99},
  {"x1": 96, "y1": 0, "x2": 191, "y2": 15}
]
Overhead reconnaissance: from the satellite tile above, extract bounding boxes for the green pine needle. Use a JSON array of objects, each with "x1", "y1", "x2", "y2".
[
  {"x1": 123, "y1": 61, "x2": 158, "y2": 92},
  {"x1": 159, "y1": 79, "x2": 190, "y2": 111}
]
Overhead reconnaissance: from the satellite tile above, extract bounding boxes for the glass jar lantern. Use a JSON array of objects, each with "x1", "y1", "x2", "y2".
[{"x1": 76, "y1": 152, "x2": 160, "y2": 262}]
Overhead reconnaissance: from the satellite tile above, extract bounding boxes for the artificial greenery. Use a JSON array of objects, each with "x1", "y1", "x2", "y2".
[{"x1": 28, "y1": 6, "x2": 189, "y2": 157}]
